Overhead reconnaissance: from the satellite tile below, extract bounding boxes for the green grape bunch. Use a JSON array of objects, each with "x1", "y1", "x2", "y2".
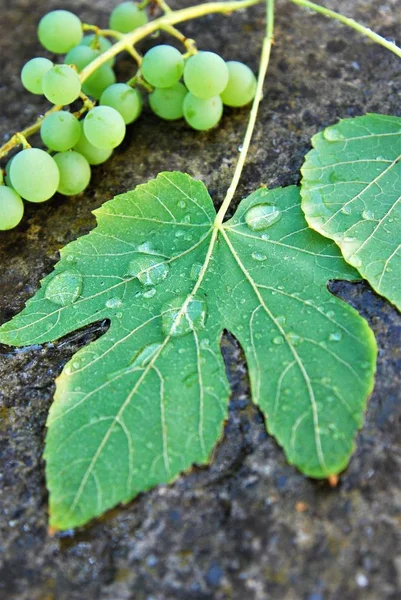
[{"x1": 0, "y1": 2, "x2": 258, "y2": 231}]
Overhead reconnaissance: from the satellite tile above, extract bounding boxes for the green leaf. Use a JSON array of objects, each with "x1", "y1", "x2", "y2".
[
  {"x1": 0, "y1": 174, "x2": 377, "y2": 530},
  {"x1": 300, "y1": 113, "x2": 401, "y2": 310}
]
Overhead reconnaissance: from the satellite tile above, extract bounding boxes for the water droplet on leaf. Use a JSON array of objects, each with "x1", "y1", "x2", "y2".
[
  {"x1": 44, "y1": 271, "x2": 83, "y2": 306},
  {"x1": 128, "y1": 255, "x2": 169, "y2": 287},
  {"x1": 329, "y1": 332, "x2": 342, "y2": 342},
  {"x1": 190, "y1": 262, "x2": 203, "y2": 280},
  {"x1": 323, "y1": 128, "x2": 345, "y2": 142},
  {"x1": 161, "y1": 296, "x2": 207, "y2": 338},
  {"x1": 245, "y1": 203, "x2": 281, "y2": 231},
  {"x1": 106, "y1": 297, "x2": 123, "y2": 309},
  {"x1": 251, "y1": 251, "x2": 267, "y2": 261}
]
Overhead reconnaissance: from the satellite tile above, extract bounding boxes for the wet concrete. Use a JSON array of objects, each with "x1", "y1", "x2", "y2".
[{"x1": 0, "y1": 1, "x2": 400, "y2": 599}]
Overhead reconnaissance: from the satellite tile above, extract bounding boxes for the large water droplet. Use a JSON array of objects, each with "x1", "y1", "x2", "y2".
[
  {"x1": 106, "y1": 297, "x2": 123, "y2": 309},
  {"x1": 161, "y1": 296, "x2": 207, "y2": 337},
  {"x1": 251, "y1": 251, "x2": 267, "y2": 262},
  {"x1": 131, "y1": 342, "x2": 162, "y2": 368},
  {"x1": 245, "y1": 203, "x2": 281, "y2": 231},
  {"x1": 287, "y1": 332, "x2": 302, "y2": 346},
  {"x1": 137, "y1": 241, "x2": 160, "y2": 255},
  {"x1": 45, "y1": 271, "x2": 83, "y2": 306},
  {"x1": 143, "y1": 287, "x2": 157, "y2": 299},
  {"x1": 323, "y1": 128, "x2": 345, "y2": 142},
  {"x1": 348, "y1": 254, "x2": 362, "y2": 268},
  {"x1": 128, "y1": 255, "x2": 169, "y2": 287},
  {"x1": 190, "y1": 262, "x2": 203, "y2": 281},
  {"x1": 362, "y1": 209, "x2": 375, "y2": 220}
]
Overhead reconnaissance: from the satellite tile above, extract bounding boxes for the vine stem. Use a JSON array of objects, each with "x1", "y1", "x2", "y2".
[
  {"x1": 215, "y1": 0, "x2": 274, "y2": 225},
  {"x1": 79, "y1": 0, "x2": 263, "y2": 82},
  {"x1": 290, "y1": 0, "x2": 401, "y2": 59}
]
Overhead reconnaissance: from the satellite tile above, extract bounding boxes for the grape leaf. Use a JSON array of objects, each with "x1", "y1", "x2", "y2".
[
  {"x1": 0, "y1": 174, "x2": 377, "y2": 530},
  {"x1": 301, "y1": 113, "x2": 401, "y2": 310}
]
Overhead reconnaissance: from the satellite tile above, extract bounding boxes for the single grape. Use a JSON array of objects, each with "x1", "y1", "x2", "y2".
[
  {"x1": 42, "y1": 65, "x2": 81, "y2": 105},
  {"x1": 40, "y1": 111, "x2": 81, "y2": 152},
  {"x1": 183, "y1": 93, "x2": 223, "y2": 131},
  {"x1": 38, "y1": 10, "x2": 83, "y2": 54},
  {"x1": 64, "y1": 45, "x2": 98, "y2": 71},
  {"x1": 0, "y1": 186, "x2": 24, "y2": 230},
  {"x1": 149, "y1": 82, "x2": 187, "y2": 120},
  {"x1": 109, "y1": 2, "x2": 148, "y2": 34},
  {"x1": 100, "y1": 83, "x2": 142, "y2": 124},
  {"x1": 142, "y1": 45, "x2": 184, "y2": 88},
  {"x1": 82, "y1": 65, "x2": 116, "y2": 100},
  {"x1": 84, "y1": 106, "x2": 126, "y2": 149},
  {"x1": 4, "y1": 158, "x2": 15, "y2": 189},
  {"x1": 80, "y1": 34, "x2": 115, "y2": 67},
  {"x1": 21, "y1": 57, "x2": 53, "y2": 95},
  {"x1": 53, "y1": 151, "x2": 91, "y2": 195},
  {"x1": 73, "y1": 122, "x2": 113, "y2": 165},
  {"x1": 184, "y1": 52, "x2": 229, "y2": 100},
  {"x1": 220, "y1": 61, "x2": 257, "y2": 107},
  {"x1": 10, "y1": 149, "x2": 59, "y2": 203}
]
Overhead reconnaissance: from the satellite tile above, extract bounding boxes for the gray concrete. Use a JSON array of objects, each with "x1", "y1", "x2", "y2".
[{"x1": 0, "y1": 1, "x2": 400, "y2": 599}]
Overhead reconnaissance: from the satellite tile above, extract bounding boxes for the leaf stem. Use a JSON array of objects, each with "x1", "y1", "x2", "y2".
[
  {"x1": 215, "y1": 0, "x2": 274, "y2": 226},
  {"x1": 290, "y1": 0, "x2": 401, "y2": 59}
]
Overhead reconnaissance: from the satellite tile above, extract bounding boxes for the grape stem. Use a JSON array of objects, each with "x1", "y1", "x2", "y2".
[
  {"x1": 0, "y1": 0, "x2": 262, "y2": 161},
  {"x1": 289, "y1": 0, "x2": 401, "y2": 59},
  {"x1": 160, "y1": 24, "x2": 197, "y2": 55}
]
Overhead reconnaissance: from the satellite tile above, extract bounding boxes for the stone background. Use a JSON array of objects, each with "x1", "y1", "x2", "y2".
[{"x1": 0, "y1": 1, "x2": 400, "y2": 599}]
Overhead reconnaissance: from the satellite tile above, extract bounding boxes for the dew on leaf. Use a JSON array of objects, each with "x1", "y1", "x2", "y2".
[
  {"x1": 273, "y1": 336, "x2": 284, "y2": 345},
  {"x1": 137, "y1": 241, "x2": 160, "y2": 255},
  {"x1": 362, "y1": 209, "x2": 375, "y2": 220},
  {"x1": 143, "y1": 288, "x2": 157, "y2": 299},
  {"x1": 245, "y1": 203, "x2": 281, "y2": 231},
  {"x1": 131, "y1": 342, "x2": 162, "y2": 368},
  {"x1": 323, "y1": 128, "x2": 345, "y2": 142},
  {"x1": 348, "y1": 254, "x2": 362, "y2": 268},
  {"x1": 128, "y1": 255, "x2": 169, "y2": 287},
  {"x1": 329, "y1": 332, "x2": 342, "y2": 342},
  {"x1": 161, "y1": 296, "x2": 207, "y2": 338},
  {"x1": 287, "y1": 332, "x2": 302, "y2": 346},
  {"x1": 190, "y1": 262, "x2": 203, "y2": 280},
  {"x1": 177, "y1": 200, "x2": 186, "y2": 209},
  {"x1": 341, "y1": 205, "x2": 351, "y2": 215},
  {"x1": 251, "y1": 251, "x2": 267, "y2": 261},
  {"x1": 44, "y1": 271, "x2": 83, "y2": 306},
  {"x1": 106, "y1": 297, "x2": 123, "y2": 309},
  {"x1": 276, "y1": 316, "x2": 286, "y2": 326}
]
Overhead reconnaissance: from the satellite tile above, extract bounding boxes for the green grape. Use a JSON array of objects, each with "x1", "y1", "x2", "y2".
[
  {"x1": 0, "y1": 186, "x2": 24, "y2": 230},
  {"x1": 149, "y1": 82, "x2": 187, "y2": 120},
  {"x1": 84, "y1": 106, "x2": 126, "y2": 149},
  {"x1": 183, "y1": 93, "x2": 223, "y2": 131},
  {"x1": 109, "y1": 2, "x2": 148, "y2": 34},
  {"x1": 38, "y1": 10, "x2": 83, "y2": 54},
  {"x1": 21, "y1": 57, "x2": 53, "y2": 95},
  {"x1": 42, "y1": 65, "x2": 81, "y2": 106},
  {"x1": 53, "y1": 151, "x2": 91, "y2": 195},
  {"x1": 80, "y1": 34, "x2": 115, "y2": 67},
  {"x1": 100, "y1": 83, "x2": 142, "y2": 124},
  {"x1": 184, "y1": 52, "x2": 229, "y2": 100},
  {"x1": 142, "y1": 45, "x2": 184, "y2": 88},
  {"x1": 10, "y1": 149, "x2": 59, "y2": 203},
  {"x1": 64, "y1": 45, "x2": 98, "y2": 71},
  {"x1": 4, "y1": 158, "x2": 15, "y2": 189},
  {"x1": 220, "y1": 61, "x2": 257, "y2": 107},
  {"x1": 74, "y1": 122, "x2": 113, "y2": 165},
  {"x1": 40, "y1": 111, "x2": 81, "y2": 152},
  {"x1": 82, "y1": 65, "x2": 116, "y2": 100}
]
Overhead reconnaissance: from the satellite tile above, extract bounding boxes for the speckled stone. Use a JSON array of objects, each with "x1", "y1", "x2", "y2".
[{"x1": 0, "y1": 1, "x2": 400, "y2": 599}]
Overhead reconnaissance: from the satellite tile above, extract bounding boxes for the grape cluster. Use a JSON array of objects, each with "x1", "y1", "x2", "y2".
[{"x1": 0, "y1": 3, "x2": 257, "y2": 231}]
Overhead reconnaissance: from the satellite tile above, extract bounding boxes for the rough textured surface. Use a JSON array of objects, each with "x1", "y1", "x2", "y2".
[{"x1": 0, "y1": 1, "x2": 400, "y2": 599}]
